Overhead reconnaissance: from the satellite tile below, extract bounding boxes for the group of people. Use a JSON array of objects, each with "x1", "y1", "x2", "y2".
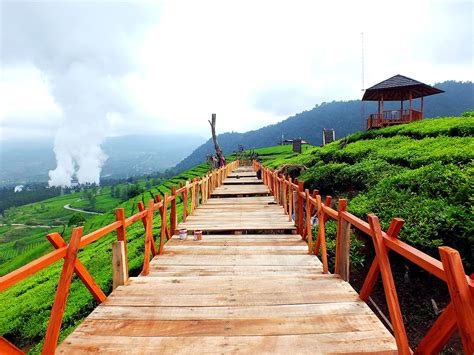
[{"x1": 210, "y1": 154, "x2": 226, "y2": 169}]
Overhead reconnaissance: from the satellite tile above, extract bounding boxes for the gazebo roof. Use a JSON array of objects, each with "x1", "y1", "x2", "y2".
[{"x1": 362, "y1": 74, "x2": 444, "y2": 101}]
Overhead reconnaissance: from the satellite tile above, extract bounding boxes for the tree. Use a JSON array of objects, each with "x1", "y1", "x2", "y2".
[
  {"x1": 68, "y1": 213, "x2": 86, "y2": 226},
  {"x1": 208, "y1": 113, "x2": 224, "y2": 166}
]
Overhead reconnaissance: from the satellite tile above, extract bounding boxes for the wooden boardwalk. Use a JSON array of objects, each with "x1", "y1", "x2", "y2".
[{"x1": 58, "y1": 167, "x2": 397, "y2": 354}]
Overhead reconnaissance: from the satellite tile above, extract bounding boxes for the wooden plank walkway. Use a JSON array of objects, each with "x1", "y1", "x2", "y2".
[{"x1": 58, "y1": 166, "x2": 397, "y2": 354}]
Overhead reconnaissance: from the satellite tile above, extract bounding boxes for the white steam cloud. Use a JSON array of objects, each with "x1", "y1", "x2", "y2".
[{"x1": 1, "y1": 2, "x2": 157, "y2": 186}]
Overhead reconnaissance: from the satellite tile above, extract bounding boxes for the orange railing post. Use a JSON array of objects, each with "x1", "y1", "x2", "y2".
[
  {"x1": 170, "y1": 186, "x2": 177, "y2": 235},
  {"x1": 315, "y1": 195, "x2": 328, "y2": 273},
  {"x1": 439, "y1": 247, "x2": 474, "y2": 353},
  {"x1": 415, "y1": 303, "x2": 457, "y2": 354},
  {"x1": 138, "y1": 200, "x2": 158, "y2": 255},
  {"x1": 288, "y1": 177, "x2": 293, "y2": 222},
  {"x1": 1, "y1": 337, "x2": 23, "y2": 355},
  {"x1": 159, "y1": 193, "x2": 168, "y2": 255},
  {"x1": 141, "y1": 199, "x2": 155, "y2": 276},
  {"x1": 334, "y1": 199, "x2": 350, "y2": 280},
  {"x1": 305, "y1": 189, "x2": 313, "y2": 254},
  {"x1": 297, "y1": 181, "x2": 304, "y2": 236},
  {"x1": 115, "y1": 207, "x2": 128, "y2": 272},
  {"x1": 46, "y1": 232, "x2": 106, "y2": 303},
  {"x1": 42, "y1": 227, "x2": 83, "y2": 354},
  {"x1": 359, "y1": 218, "x2": 404, "y2": 301},
  {"x1": 368, "y1": 215, "x2": 410, "y2": 354}
]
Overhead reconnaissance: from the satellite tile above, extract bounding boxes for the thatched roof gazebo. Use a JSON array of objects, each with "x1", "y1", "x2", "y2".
[{"x1": 362, "y1": 74, "x2": 444, "y2": 129}]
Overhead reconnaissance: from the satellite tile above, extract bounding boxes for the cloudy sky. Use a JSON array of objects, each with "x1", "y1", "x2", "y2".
[{"x1": 1, "y1": 0, "x2": 473, "y2": 142}]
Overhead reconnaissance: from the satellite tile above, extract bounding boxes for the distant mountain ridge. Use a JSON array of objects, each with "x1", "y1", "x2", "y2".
[
  {"x1": 0, "y1": 134, "x2": 204, "y2": 186},
  {"x1": 174, "y1": 81, "x2": 473, "y2": 172}
]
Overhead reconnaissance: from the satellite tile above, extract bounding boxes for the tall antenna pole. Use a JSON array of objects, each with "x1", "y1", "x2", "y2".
[{"x1": 360, "y1": 32, "x2": 365, "y2": 130}]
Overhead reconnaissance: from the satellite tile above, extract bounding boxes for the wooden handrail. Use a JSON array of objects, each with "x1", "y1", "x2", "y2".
[
  {"x1": 254, "y1": 160, "x2": 473, "y2": 353},
  {"x1": 0, "y1": 160, "x2": 239, "y2": 353}
]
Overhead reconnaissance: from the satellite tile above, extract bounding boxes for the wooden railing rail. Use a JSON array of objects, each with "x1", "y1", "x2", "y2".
[
  {"x1": 0, "y1": 161, "x2": 239, "y2": 354},
  {"x1": 253, "y1": 160, "x2": 473, "y2": 354}
]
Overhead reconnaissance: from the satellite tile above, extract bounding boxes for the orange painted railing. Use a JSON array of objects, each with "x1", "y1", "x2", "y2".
[
  {"x1": 254, "y1": 160, "x2": 474, "y2": 354},
  {"x1": 0, "y1": 161, "x2": 239, "y2": 354},
  {"x1": 368, "y1": 109, "x2": 423, "y2": 129}
]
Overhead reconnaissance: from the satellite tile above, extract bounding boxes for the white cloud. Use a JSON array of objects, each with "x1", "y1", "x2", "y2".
[
  {"x1": 1, "y1": 0, "x2": 472, "y2": 143},
  {"x1": 0, "y1": 63, "x2": 62, "y2": 140}
]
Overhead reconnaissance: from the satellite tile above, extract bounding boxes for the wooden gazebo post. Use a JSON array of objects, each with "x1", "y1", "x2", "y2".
[
  {"x1": 421, "y1": 96, "x2": 424, "y2": 118},
  {"x1": 409, "y1": 91, "x2": 413, "y2": 121}
]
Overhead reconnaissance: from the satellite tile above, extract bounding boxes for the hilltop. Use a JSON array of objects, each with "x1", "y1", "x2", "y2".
[{"x1": 176, "y1": 80, "x2": 473, "y2": 172}]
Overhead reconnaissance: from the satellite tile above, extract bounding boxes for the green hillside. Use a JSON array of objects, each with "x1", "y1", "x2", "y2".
[
  {"x1": 1, "y1": 114, "x2": 472, "y2": 353},
  {"x1": 0, "y1": 163, "x2": 211, "y2": 352},
  {"x1": 246, "y1": 114, "x2": 473, "y2": 270}
]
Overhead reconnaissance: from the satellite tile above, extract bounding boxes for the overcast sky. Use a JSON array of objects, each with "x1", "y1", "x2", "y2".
[{"x1": 1, "y1": 0, "x2": 473, "y2": 142}]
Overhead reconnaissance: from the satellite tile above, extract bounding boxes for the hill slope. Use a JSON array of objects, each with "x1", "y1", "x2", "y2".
[
  {"x1": 176, "y1": 81, "x2": 473, "y2": 171},
  {"x1": 249, "y1": 114, "x2": 473, "y2": 270}
]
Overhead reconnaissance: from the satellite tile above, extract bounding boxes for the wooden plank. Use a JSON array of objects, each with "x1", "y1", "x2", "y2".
[
  {"x1": 88, "y1": 302, "x2": 374, "y2": 321},
  {"x1": 71, "y1": 314, "x2": 386, "y2": 337},
  {"x1": 58, "y1": 332, "x2": 397, "y2": 354},
  {"x1": 150, "y1": 254, "x2": 321, "y2": 266}
]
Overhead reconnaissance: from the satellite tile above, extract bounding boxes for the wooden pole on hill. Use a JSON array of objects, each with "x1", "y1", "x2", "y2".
[{"x1": 209, "y1": 113, "x2": 224, "y2": 165}]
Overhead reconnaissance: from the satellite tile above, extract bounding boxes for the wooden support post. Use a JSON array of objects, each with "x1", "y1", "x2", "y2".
[
  {"x1": 0, "y1": 337, "x2": 23, "y2": 355},
  {"x1": 409, "y1": 91, "x2": 413, "y2": 121},
  {"x1": 183, "y1": 181, "x2": 189, "y2": 222},
  {"x1": 46, "y1": 233, "x2": 106, "y2": 303},
  {"x1": 421, "y1": 96, "x2": 424, "y2": 118},
  {"x1": 282, "y1": 177, "x2": 288, "y2": 214},
  {"x1": 194, "y1": 179, "x2": 199, "y2": 209},
  {"x1": 170, "y1": 186, "x2": 177, "y2": 235},
  {"x1": 159, "y1": 193, "x2": 168, "y2": 255},
  {"x1": 439, "y1": 247, "x2": 474, "y2": 353},
  {"x1": 315, "y1": 195, "x2": 328, "y2": 274},
  {"x1": 288, "y1": 178, "x2": 293, "y2": 221},
  {"x1": 207, "y1": 175, "x2": 211, "y2": 199},
  {"x1": 201, "y1": 177, "x2": 205, "y2": 205},
  {"x1": 305, "y1": 190, "x2": 313, "y2": 254},
  {"x1": 415, "y1": 303, "x2": 457, "y2": 354},
  {"x1": 335, "y1": 199, "x2": 351, "y2": 280},
  {"x1": 137, "y1": 201, "x2": 158, "y2": 255},
  {"x1": 42, "y1": 227, "x2": 83, "y2": 355},
  {"x1": 297, "y1": 181, "x2": 304, "y2": 236},
  {"x1": 112, "y1": 240, "x2": 128, "y2": 290},
  {"x1": 279, "y1": 177, "x2": 284, "y2": 206},
  {"x1": 368, "y1": 215, "x2": 409, "y2": 354},
  {"x1": 115, "y1": 208, "x2": 128, "y2": 272},
  {"x1": 141, "y1": 199, "x2": 155, "y2": 276},
  {"x1": 152, "y1": 194, "x2": 172, "y2": 242},
  {"x1": 359, "y1": 218, "x2": 404, "y2": 301},
  {"x1": 190, "y1": 180, "x2": 196, "y2": 213}
]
